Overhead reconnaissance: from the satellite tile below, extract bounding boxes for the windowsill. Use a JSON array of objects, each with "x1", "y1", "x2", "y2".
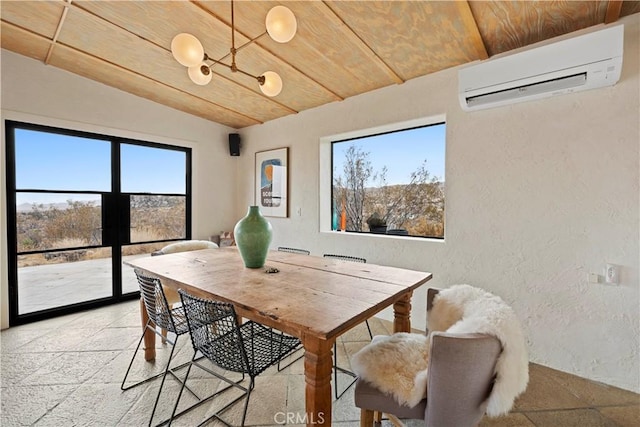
[{"x1": 320, "y1": 229, "x2": 445, "y2": 243}]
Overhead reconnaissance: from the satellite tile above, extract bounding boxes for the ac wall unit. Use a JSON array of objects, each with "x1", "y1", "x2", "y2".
[{"x1": 459, "y1": 25, "x2": 623, "y2": 111}]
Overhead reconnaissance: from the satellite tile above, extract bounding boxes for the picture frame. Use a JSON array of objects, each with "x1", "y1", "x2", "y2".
[{"x1": 255, "y1": 147, "x2": 289, "y2": 217}]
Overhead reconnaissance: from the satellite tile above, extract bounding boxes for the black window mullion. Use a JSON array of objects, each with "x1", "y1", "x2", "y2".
[
  {"x1": 5, "y1": 122, "x2": 19, "y2": 324},
  {"x1": 111, "y1": 140, "x2": 123, "y2": 299},
  {"x1": 185, "y1": 148, "x2": 192, "y2": 240}
]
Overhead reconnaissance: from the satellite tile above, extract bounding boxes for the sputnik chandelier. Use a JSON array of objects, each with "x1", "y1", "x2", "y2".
[{"x1": 170, "y1": 0, "x2": 297, "y2": 97}]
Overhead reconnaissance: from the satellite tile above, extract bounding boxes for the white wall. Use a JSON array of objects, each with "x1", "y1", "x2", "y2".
[
  {"x1": 236, "y1": 17, "x2": 640, "y2": 392},
  {"x1": 0, "y1": 50, "x2": 238, "y2": 329}
]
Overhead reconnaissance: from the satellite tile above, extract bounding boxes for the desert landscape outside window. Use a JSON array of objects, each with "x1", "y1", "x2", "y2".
[{"x1": 331, "y1": 122, "x2": 445, "y2": 238}]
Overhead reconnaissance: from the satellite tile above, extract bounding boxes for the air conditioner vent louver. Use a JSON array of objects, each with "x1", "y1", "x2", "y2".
[
  {"x1": 466, "y1": 73, "x2": 587, "y2": 108},
  {"x1": 459, "y1": 25, "x2": 623, "y2": 111}
]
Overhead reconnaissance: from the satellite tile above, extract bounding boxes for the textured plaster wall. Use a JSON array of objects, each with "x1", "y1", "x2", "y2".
[
  {"x1": 235, "y1": 18, "x2": 639, "y2": 392},
  {"x1": 0, "y1": 50, "x2": 237, "y2": 329}
]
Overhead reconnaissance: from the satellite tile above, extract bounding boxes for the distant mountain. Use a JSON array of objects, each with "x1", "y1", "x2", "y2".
[
  {"x1": 17, "y1": 202, "x2": 71, "y2": 212},
  {"x1": 16, "y1": 195, "x2": 182, "y2": 212}
]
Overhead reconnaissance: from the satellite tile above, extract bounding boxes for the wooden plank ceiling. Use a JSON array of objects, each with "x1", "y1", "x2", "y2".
[{"x1": 2, "y1": 1, "x2": 638, "y2": 129}]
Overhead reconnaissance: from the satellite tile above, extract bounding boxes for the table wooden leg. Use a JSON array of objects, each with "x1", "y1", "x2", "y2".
[
  {"x1": 393, "y1": 291, "x2": 413, "y2": 333},
  {"x1": 303, "y1": 336, "x2": 332, "y2": 426},
  {"x1": 140, "y1": 298, "x2": 156, "y2": 361}
]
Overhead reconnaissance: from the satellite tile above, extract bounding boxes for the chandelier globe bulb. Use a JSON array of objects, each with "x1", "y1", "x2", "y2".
[
  {"x1": 260, "y1": 71, "x2": 283, "y2": 97},
  {"x1": 188, "y1": 63, "x2": 212, "y2": 85},
  {"x1": 266, "y1": 6, "x2": 297, "y2": 43},
  {"x1": 171, "y1": 33, "x2": 204, "y2": 67}
]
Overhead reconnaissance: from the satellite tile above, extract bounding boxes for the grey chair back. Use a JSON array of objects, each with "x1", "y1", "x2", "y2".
[{"x1": 355, "y1": 287, "x2": 503, "y2": 427}]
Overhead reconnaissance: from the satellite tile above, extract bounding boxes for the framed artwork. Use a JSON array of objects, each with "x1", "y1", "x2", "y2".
[{"x1": 255, "y1": 147, "x2": 288, "y2": 217}]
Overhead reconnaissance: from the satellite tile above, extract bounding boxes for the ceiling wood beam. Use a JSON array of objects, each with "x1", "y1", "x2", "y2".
[
  {"x1": 459, "y1": 1, "x2": 488, "y2": 60},
  {"x1": 605, "y1": 0, "x2": 623, "y2": 24},
  {"x1": 44, "y1": 0, "x2": 72, "y2": 65}
]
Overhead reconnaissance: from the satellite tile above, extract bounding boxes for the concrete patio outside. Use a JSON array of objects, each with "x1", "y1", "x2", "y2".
[{"x1": 17, "y1": 255, "x2": 143, "y2": 315}]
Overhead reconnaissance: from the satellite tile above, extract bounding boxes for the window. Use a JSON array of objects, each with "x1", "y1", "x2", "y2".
[
  {"x1": 328, "y1": 118, "x2": 445, "y2": 239},
  {"x1": 6, "y1": 120, "x2": 191, "y2": 323},
  {"x1": 121, "y1": 143, "x2": 188, "y2": 243}
]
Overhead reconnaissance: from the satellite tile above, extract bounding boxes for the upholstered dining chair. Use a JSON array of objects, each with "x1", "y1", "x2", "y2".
[
  {"x1": 170, "y1": 290, "x2": 301, "y2": 426},
  {"x1": 323, "y1": 253, "x2": 373, "y2": 399},
  {"x1": 352, "y1": 286, "x2": 529, "y2": 427}
]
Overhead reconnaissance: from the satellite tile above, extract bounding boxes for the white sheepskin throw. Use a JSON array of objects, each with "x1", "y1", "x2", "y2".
[
  {"x1": 351, "y1": 285, "x2": 528, "y2": 417},
  {"x1": 351, "y1": 333, "x2": 430, "y2": 408},
  {"x1": 430, "y1": 285, "x2": 529, "y2": 417},
  {"x1": 160, "y1": 240, "x2": 218, "y2": 254}
]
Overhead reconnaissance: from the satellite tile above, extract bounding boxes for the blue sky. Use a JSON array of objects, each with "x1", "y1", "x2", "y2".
[
  {"x1": 14, "y1": 129, "x2": 186, "y2": 205},
  {"x1": 332, "y1": 123, "x2": 446, "y2": 186},
  {"x1": 14, "y1": 124, "x2": 445, "y2": 205}
]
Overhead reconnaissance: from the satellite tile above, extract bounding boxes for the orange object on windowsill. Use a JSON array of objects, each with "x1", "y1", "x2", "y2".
[{"x1": 340, "y1": 206, "x2": 346, "y2": 231}]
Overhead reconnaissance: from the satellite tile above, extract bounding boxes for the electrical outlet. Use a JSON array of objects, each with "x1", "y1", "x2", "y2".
[{"x1": 605, "y1": 264, "x2": 619, "y2": 284}]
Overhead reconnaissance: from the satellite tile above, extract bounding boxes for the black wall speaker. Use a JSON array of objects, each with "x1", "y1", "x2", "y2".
[{"x1": 228, "y1": 133, "x2": 241, "y2": 156}]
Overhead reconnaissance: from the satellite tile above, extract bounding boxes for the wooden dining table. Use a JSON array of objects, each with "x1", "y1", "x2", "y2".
[{"x1": 125, "y1": 247, "x2": 432, "y2": 426}]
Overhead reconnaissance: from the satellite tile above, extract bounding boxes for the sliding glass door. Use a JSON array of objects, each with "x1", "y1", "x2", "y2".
[{"x1": 5, "y1": 121, "x2": 191, "y2": 325}]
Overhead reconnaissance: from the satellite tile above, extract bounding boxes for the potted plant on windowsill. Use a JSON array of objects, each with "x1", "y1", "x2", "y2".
[{"x1": 366, "y1": 213, "x2": 387, "y2": 234}]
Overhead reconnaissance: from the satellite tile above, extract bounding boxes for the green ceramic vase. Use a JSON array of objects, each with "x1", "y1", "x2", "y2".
[{"x1": 234, "y1": 206, "x2": 273, "y2": 268}]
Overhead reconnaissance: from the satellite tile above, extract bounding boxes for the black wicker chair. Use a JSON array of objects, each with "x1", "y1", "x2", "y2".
[
  {"x1": 121, "y1": 269, "x2": 202, "y2": 427},
  {"x1": 323, "y1": 253, "x2": 366, "y2": 264},
  {"x1": 277, "y1": 246, "x2": 311, "y2": 255},
  {"x1": 170, "y1": 290, "x2": 301, "y2": 426},
  {"x1": 323, "y1": 253, "x2": 373, "y2": 399}
]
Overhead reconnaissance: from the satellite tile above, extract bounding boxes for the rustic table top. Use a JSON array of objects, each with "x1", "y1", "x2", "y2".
[{"x1": 125, "y1": 247, "x2": 432, "y2": 340}]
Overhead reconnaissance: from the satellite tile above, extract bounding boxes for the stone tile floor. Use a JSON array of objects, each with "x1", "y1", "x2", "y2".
[{"x1": 1, "y1": 300, "x2": 638, "y2": 426}]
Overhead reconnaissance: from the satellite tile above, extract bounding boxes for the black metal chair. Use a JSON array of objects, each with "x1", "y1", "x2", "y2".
[
  {"x1": 170, "y1": 290, "x2": 301, "y2": 426},
  {"x1": 121, "y1": 269, "x2": 202, "y2": 427},
  {"x1": 323, "y1": 253, "x2": 366, "y2": 263},
  {"x1": 322, "y1": 253, "x2": 373, "y2": 398},
  {"x1": 149, "y1": 241, "x2": 218, "y2": 342},
  {"x1": 277, "y1": 246, "x2": 311, "y2": 255}
]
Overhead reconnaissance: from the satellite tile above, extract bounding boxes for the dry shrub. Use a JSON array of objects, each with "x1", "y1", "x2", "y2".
[
  {"x1": 130, "y1": 228, "x2": 166, "y2": 242},
  {"x1": 122, "y1": 242, "x2": 166, "y2": 256},
  {"x1": 47, "y1": 237, "x2": 87, "y2": 250},
  {"x1": 17, "y1": 253, "x2": 47, "y2": 268}
]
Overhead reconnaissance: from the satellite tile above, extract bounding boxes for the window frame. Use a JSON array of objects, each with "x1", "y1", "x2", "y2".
[
  {"x1": 319, "y1": 114, "x2": 446, "y2": 240},
  {"x1": 4, "y1": 119, "x2": 192, "y2": 325}
]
